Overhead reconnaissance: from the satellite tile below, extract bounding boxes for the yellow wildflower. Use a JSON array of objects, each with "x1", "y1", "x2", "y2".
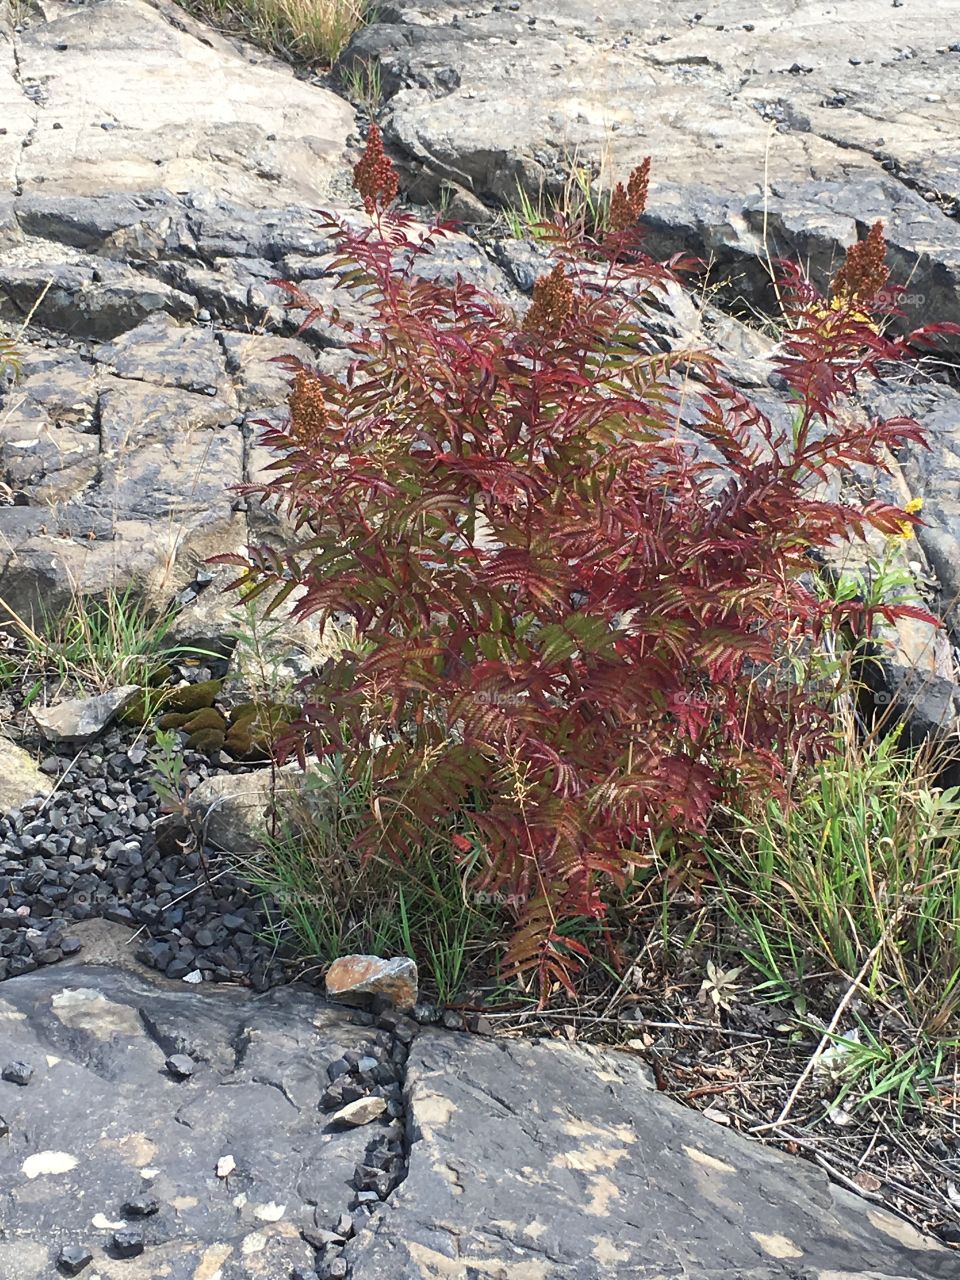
[{"x1": 895, "y1": 496, "x2": 923, "y2": 540}]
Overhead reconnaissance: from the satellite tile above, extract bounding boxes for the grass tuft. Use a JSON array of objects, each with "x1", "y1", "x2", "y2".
[
  {"x1": 0, "y1": 588, "x2": 214, "y2": 703},
  {"x1": 243, "y1": 757, "x2": 503, "y2": 1004},
  {"x1": 179, "y1": 0, "x2": 367, "y2": 66},
  {"x1": 709, "y1": 725, "x2": 960, "y2": 1036}
]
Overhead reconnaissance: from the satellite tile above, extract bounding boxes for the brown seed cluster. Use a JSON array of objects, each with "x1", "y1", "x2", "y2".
[
  {"x1": 524, "y1": 263, "x2": 575, "y2": 338},
  {"x1": 353, "y1": 123, "x2": 399, "y2": 214},
  {"x1": 607, "y1": 157, "x2": 652, "y2": 233},
  {"x1": 831, "y1": 220, "x2": 889, "y2": 304},
  {"x1": 289, "y1": 369, "x2": 331, "y2": 446}
]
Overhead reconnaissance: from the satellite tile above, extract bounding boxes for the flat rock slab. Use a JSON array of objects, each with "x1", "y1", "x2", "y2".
[
  {"x1": 0, "y1": 965, "x2": 953, "y2": 1279},
  {"x1": 3, "y1": 0, "x2": 354, "y2": 205},
  {"x1": 348, "y1": 1031, "x2": 955, "y2": 1279},
  {"x1": 0, "y1": 965, "x2": 383, "y2": 1278}
]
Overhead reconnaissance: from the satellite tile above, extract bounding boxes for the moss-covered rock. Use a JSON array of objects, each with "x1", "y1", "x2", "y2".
[
  {"x1": 118, "y1": 691, "x2": 152, "y2": 726},
  {"x1": 224, "y1": 700, "x2": 298, "y2": 760},
  {"x1": 181, "y1": 706, "x2": 228, "y2": 734},
  {"x1": 188, "y1": 727, "x2": 226, "y2": 753},
  {"x1": 162, "y1": 679, "x2": 223, "y2": 713},
  {"x1": 120, "y1": 678, "x2": 224, "y2": 726}
]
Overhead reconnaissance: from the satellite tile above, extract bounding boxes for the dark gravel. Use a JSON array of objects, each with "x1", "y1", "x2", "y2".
[{"x1": 0, "y1": 718, "x2": 287, "y2": 992}]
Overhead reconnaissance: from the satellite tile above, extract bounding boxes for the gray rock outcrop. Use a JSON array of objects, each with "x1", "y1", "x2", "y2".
[
  {"x1": 344, "y1": 0, "x2": 960, "y2": 340},
  {"x1": 0, "y1": 963, "x2": 954, "y2": 1279}
]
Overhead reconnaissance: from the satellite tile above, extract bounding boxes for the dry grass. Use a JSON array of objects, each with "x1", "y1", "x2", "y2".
[{"x1": 181, "y1": 0, "x2": 366, "y2": 65}]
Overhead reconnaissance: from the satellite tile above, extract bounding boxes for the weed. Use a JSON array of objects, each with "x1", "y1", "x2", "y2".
[
  {"x1": 500, "y1": 159, "x2": 609, "y2": 241},
  {"x1": 339, "y1": 57, "x2": 382, "y2": 116},
  {"x1": 814, "y1": 1018, "x2": 957, "y2": 1122},
  {"x1": 0, "y1": 588, "x2": 187, "y2": 695},
  {"x1": 223, "y1": 130, "x2": 960, "y2": 998},
  {"x1": 149, "y1": 728, "x2": 192, "y2": 814},
  {"x1": 246, "y1": 756, "x2": 501, "y2": 1002}
]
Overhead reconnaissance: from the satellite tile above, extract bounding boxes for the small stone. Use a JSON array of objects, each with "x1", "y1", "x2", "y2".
[
  {"x1": 31, "y1": 687, "x2": 141, "y2": 744},
  {"x1": 441, "y1": 1009, "x2": 465, "y2": 1031},
  {"x1": 326, "y1": 955, "x2": 418, "y2": 1011},
  {"x1": 216, "y1": 1154, "x2": 236, "y2": 1178},
  {"x1": 1, "y1": 1060, "x2": 33, "y2": 1086},
  {"x1": 57, "y1": 1245, "x2": 94, "y2": 1276},
  {"x1": 301, "y1": 1226, "x2": 345, "y2": 1248},
  {"x1": 335, "y1": 1213, "x2": 354, "y2": 1239},
  {"x1": 319, "y1": 1257, "x2": 348, "y2": 1280},
  {"x1": 121, "y1": 1196, "x2": 159, "y2": 1217},
  {"x1": 393, "y1": 1016, "x2": 419, "y2": 1044},
  {"x1": 329, "y1": 1096, "x2": 387, "y2": 1128},
  {"x1": 351, "y1": 1190, "x2": 380, "y2": 1209},
  {"x1": 164, "y1": 1054, "x2": 195, "y2": 1080},
  {"x1": 111, "y1": 1228, "x2": 144, "y2": 1258}
]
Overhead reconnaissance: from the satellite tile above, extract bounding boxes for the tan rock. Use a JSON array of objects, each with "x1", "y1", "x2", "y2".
[
  {"x1": 326, "y1": 955, "x2": 418, "y2": 1011},
  {"x1": 10, "y1": 0, "x2": 354, "y2": 206},
  {"x1": 329, "y1": 1096, "x2": 387, "y2": 1128},
  {"x1": 0, "y1": 736, "x2": 53, "y2": 810}
]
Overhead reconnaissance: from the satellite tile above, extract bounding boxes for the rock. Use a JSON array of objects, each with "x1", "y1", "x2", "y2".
[
  {"x1": 0, "y1": 1115, "x2": 8, "y2": 1138},
  {"x1": 31, "y1": 687, "x2": 141, "y2": 744},
  {"x1": 9, "y1": 0, "x2": 353, "y2": 207},
  {"x1": 0, "y1": 738, "x2": 54, "y2": 812},
  {"x1": 184, "y1": 768, "x2": 294, "y2": 854},
  {"x1": 110, "y1": 1229, "x2": 143, "y2": 1259},
  {"x1": 185, "y1": 761, "x2": 334, "y2": 853},
  {"x1": 326, "y1": 955, "x2": 419, "y2": 1012},
  {"x1": 344, "y1": 1029, "x2": 952, "y2": 1278},
  {"x1": 1, "y1": 1060, "x2": 34, "y2": 1086},
  {"x1": 328, "y1": 1097, "x2": 388, "y2": 1129},
  {"x1": 56, "y1": 1245, "x2": 93, "y2": 1276},
  {"x1": 319, "y1": 1257, "x2": 348, "y2": 1280},
  {"x1": 121, "y1": 1196, "x2": 159, "y2": 1217},
  {"x1": 0, "y1": 0, "x2": 356, "y2": 629},
  {"x1": 348, "y1": 0, "x2": 960, "y2": 344},
  {"x1": 0, "y1": 966, "x2": 383, "y2": 1278},
  {"x1": 164, "y1": 1053, "x2": 196, "y2": 1080}
]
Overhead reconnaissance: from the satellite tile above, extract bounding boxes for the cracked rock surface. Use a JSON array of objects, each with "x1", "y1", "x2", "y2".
[
  {"x1": 0, "y1": 963, "x2": 406, "y2": 1278},
  {"x1": 347, "y1": 0, "x2": 960, "y2": 338},
  {"x1": 0, "y1": 962, "x2": 955, "y2": 1280}
]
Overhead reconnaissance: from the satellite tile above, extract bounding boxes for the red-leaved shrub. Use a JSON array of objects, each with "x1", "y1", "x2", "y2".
[{"x1": 222, "y1": 128, "x2": 957, "y2": 995}]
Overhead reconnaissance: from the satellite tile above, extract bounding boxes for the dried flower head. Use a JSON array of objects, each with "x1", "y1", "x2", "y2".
[
  {"x1": 289, "y1": 369, "x2": 331, "y2": 446},
  {"x1": 607, "y1": 157, "x2": 652, "y2": 233},
  {"x1": 831, "y1": 221, "x2": 889, "y2": 304},
  {"x1": 524, "y1": 263, "x2": 574, "y2": 338},
  {"x1": 353, "y1": 123, "x2": 399, "y2": 214}
]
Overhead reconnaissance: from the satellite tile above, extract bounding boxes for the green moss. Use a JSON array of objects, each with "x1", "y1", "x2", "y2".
[
  {"x1": 157, "y1": 711, "x2": 190, "y2": 730},
  {"x1": 188, "y1": 727, "x2": 226, "y2": 753},
  {"x1": 181, "y1": 706, "x2": 227, "y2": 734},
  {"x1": 162, "y1": 679, "x2": 222, "y2": 713},
  {"x1": 119, "y1": 692, "x2": 151, "y2": 726},
  {"x1": 225, "y1": 712, "x2": 293, "y2": 760},
  {"x1": 228, "y1": 702, "x2": 258, "y2": 726}
]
